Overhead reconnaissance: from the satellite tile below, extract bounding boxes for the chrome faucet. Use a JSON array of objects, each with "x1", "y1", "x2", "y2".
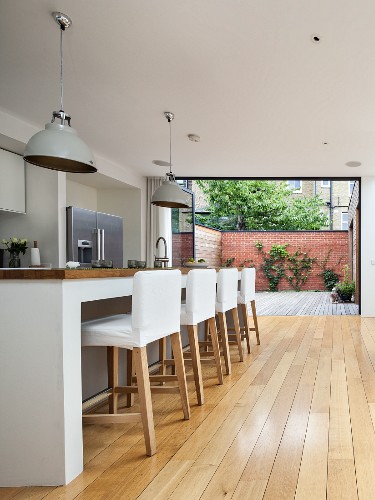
[{"x1": 155, "y1": 236, "x2": 169, "y2": 268}]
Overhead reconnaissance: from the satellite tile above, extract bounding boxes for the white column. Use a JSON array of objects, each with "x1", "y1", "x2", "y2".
[
  {"x1": 360, "y1": 176, "x2": 375, "y2": 316},
  {"x1": 0, "y1": 280, "x2": 83, "y2": 486}
]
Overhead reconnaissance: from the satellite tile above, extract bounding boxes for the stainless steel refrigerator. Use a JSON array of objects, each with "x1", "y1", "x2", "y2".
[{"x1": 66, "y1": 206, "x2": 123, "y2": 267}]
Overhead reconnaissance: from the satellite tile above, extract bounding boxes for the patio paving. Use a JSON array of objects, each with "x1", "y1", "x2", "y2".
[{"x1": 255, "y1": 291, "x2": 359, "y2": 316}]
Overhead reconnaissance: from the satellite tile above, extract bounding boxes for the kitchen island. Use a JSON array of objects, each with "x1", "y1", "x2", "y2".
[{"x1": 0, "y1": 267, "x2": 193, "y2": 487}]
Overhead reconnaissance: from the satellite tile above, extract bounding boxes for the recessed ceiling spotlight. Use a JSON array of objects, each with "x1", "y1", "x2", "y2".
[
  {"x1": 345, "y1": 161, "x2": 362, "y2": 168},
  {"x1": 152, "y1": 160, "x2": 172, "y2": 167},
  {"x1": 188, "y1": 134, "x2": 200, "y2": 143},
  {"x1": 311, "y1": 34, "x2": 321, "y2": 43}
]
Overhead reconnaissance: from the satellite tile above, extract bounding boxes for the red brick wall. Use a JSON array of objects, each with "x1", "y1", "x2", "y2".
[
  {"x1": 174, "y1": 228, "x2": 349, "y2": 291},
  {"x1": 221, "y1": 231, "x2": 349, "y2": 291},
  {"x1": 195, "y1": 225, "x2": 222, "y2": 267},
  {"x1": 172, "y1": 233, "x2": 194, "y2": 266}
]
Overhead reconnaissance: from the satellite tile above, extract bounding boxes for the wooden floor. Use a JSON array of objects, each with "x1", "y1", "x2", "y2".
[
  {"x1": 4, "y1": 315, "x2": 375, "y2": 499},
  {"x1": 256, "y1": 291, "x2": 359, "y2": 316}
]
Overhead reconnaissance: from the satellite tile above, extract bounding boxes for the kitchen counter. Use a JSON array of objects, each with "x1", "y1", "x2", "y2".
[
  {"x1": 0, "y1": 265, "x2": 229, "y2": 487},
  {"x1": 0, "y1": 266, "x2": 195, "y2": 280}
]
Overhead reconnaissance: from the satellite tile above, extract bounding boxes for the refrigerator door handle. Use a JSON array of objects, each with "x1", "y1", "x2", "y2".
[
  {"x1": 100, "y1": 229, "x2": 105, "y2": 260},
  {"x1": 96, "y1": 228, "x2": 101, "y2": 260}
]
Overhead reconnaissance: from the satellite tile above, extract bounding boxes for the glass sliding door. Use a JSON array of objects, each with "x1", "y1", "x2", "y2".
[{"x1": 171, "y1": 187, "x2": 195, "y2": 266}]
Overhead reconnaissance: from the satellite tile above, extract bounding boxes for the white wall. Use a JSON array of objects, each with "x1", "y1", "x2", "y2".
[
  {"x1": 360, "y1": 176, "x2": 375, "y2": 316},
  {"x1": 0, "y1": 164, "x2": 66, "y2": 267},
  {"x1": 66, "y1": 180, "x2": 98, "y2": 211}
]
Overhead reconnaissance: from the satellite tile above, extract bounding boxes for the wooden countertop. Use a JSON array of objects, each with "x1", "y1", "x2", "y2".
[{"x1": 0, "y1": 267, "x2": 201, "y2": 280}]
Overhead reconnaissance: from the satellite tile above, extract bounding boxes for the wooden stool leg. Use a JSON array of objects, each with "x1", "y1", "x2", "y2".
[
  {"x1": 133, "y1": 346, "x2": 156, "y2": 456},
  {"x1": 241, "y1": 303, "x2": 251, "y2": 354},
  {"x1": 231, "y1": 307, "x2": 244, "y2": 362},
  {"x1": 107, "y1": 346, "x2": 119, "y2": 413},
  {"x1": 159, "y1": 337, "x2": 167, "y2": 375},
  {"x1": 204, "y1": 319, "x2": 210, "y2": 351},
  {"x1": 126, "y1": 349, "x2": 134, "y2": 408},
  {"x1": 187, "y1": 324, "x2": 204, "y2": 405},
  {"x1": 251, "y1": 300, "x2": 260, "y2": 345},
  {"x1": 217, "y1": 312, "x2": 231, "y2": 375},
  {"x1": 208, "y1": 316, "x2": 224, "y2": 383},
  {"x1": 170, "y1": 332, "x2": 190, "y2": 420}
]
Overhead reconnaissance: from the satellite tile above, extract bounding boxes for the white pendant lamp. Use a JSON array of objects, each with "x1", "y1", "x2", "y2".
[
  {"x1": 151, "y1": 112, "x2": 190, "y2": 208},
  {"x1": 24, "y1": 12, "x2": 96, "y2": 173}
]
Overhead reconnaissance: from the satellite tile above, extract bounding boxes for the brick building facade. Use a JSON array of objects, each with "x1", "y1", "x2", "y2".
[{"x1": 287, "y1": 180, "x2": 355, "y2": 230}]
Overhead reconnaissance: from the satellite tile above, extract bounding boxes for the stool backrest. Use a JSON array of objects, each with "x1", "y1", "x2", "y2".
[
  {"x1": 216, "y1": 268, "x2": 239, "y2": 313},
  {"x1": 185, "y1": 269, "x2": 216, "y2": 325},
  {"x1": 239, "y1": 267, "x2": 256, "y2": 303},
  {"x1": 132, "y1": 269, "x2": 181, "y2": 345}
]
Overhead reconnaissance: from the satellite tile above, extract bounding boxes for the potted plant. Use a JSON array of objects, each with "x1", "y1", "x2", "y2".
[{"x1": 336, "y1": 264, "x2": 355, "y2": 302}]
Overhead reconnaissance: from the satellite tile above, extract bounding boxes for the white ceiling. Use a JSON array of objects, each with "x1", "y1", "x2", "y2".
[{"x1": 1, "y1": 0, "x2": 374, "y2": 179}]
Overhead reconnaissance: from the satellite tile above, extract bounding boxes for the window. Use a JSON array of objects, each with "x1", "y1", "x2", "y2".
[
  {"x1": 287, "y1": 180, "x2": 302, "y2": 192},
  {"x1": 341, "y1": 212, "x2": 348, "y2": 230},
  {"x1": 349, "y1": 180, "x2": 355, "y2": 195},
  {"x1": 176, "y1": 179, "x2": 188, "y2": 189},
  {"x1": 321, "y1": 180, "x2": 330, "y2": 188}
]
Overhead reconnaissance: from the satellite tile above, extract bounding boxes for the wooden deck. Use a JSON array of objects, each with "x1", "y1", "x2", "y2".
[
  {"x1": 3, "y1": 316, "x2": 375, "y2": 499},
  {"x1": 255, "y1": 291, "x2": 359, "y2": 316}
]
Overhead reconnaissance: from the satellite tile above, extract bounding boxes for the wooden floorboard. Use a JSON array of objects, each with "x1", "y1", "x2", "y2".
[
  {"x1": 5, "y1": 316, "x2": 375, "y2": 499},
  {"x1": 256, "y1": 291, "x2": 359, "y2": 316}
]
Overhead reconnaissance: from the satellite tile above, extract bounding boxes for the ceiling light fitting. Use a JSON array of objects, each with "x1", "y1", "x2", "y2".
[
  {"x1": 23, "y1": 12, "x2": 96, "y2": 173},
  {"x1": 345, "y1": 161, "x2": 361, "y2": 168},
  {"x1": 188, "y1": 134, "x2": 200, "y2": 142},
  {"x1": 151, "y1": 112, "x2": 190, "y2": 208}
]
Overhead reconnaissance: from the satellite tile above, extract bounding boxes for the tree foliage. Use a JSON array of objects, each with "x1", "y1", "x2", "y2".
[{"x1": 195, "y1": 180, "x2": 329, "y2": 230}]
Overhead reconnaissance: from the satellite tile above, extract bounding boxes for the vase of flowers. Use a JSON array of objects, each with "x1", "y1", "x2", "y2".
[{"x1": 2, "y1": 237, "x2": 28, "y2": 268}]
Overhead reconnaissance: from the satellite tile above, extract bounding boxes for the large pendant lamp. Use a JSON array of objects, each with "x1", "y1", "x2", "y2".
[
  {"x1": 24, "y1": 12, "x2": 96, "y2": 173},
  {"x1": 151, "y1": 112, "x2": 190, "y2": 208}
]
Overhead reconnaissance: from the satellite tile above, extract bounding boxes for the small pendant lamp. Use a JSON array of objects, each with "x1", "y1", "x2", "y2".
[
  {"x1": 24, "y1": 12, "x2": 96, "y2": 173},
  {"x1": 151, "y1": 112, "x2": 190, "y2": 208}
]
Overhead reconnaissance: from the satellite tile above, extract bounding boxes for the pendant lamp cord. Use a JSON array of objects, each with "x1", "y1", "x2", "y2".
[
  {"x1": 169, "y1": 117, "x2": 172, "y2": 175},
  {"x1": 60, "y1": 24, "x2": 65, "y2": 111}
]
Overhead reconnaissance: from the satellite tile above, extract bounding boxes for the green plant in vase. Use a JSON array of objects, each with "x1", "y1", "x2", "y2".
[
  {"x1": 2, "y1": 237, "x2": 28, "y2": 268},
  {"x1": 335, "y1": 264, "x2": 355, "y2": 302}
]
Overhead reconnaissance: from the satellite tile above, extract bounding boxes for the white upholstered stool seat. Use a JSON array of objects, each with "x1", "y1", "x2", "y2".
[
  {"x1": 236, "y1": 267, "x2": 260, "y2": 352},
  {"x1": 82, "y1": 314, "x2": 133, "y2": 347},
  {"x1": 81, "y1": 269, "x2": 190, "y2": 457}
]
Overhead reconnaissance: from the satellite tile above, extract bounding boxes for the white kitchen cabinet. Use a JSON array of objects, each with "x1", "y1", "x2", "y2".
[{"x1": 0, "y1": 148, "x2": 26, "y2": 213}]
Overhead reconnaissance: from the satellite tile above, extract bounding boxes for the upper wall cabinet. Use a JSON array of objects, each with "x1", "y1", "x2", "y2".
[{"x1": 0, "y1": 148, "x2": 26, "y2": 213}]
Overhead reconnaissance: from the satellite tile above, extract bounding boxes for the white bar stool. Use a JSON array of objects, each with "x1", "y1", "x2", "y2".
[
  {"x1": 159, "y1": 269, "x2": 224, "y2": 406},
  {"x1": 216, "y1": 268, "x2": 243, "y2": 374},
  {"x1": 81, "y1": 269, "x2": 190, "y2": 457},
  {"x1": 237, "y1": 267, "x2": 260, "y2": 352},
  {"x1": 181, "y1": 269, "x2": 224, "y2": 404}
]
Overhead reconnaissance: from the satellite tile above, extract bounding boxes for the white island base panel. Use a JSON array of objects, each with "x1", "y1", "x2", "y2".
[{"x1": 0, "y1": 277, "x2": 133, "y2": 486}]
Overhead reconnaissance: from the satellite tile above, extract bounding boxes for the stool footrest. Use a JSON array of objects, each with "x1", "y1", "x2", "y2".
[
  {"x1": 83, "y1": 413, "x2": 142, "y2": 424},
  {"x1": 150, "y1": 386, "x2": 180, "y2": 394},
  {"x1": 149, "y1": 375, "x2": 178, "y2": 382}
]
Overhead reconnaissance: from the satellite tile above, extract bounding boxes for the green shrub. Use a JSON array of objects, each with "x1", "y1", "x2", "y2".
[
  {"x1": 335, "y1": 265, "x2": 355, "y2": 301},
  {"x1": 322, "y1": 269, "x2": 340, "y2": 291}
]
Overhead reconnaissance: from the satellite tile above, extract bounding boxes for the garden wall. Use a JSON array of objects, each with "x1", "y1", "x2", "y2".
[
  {"x1": 221, "y1": 231, "x2": 349, "y2": 291},
  {"x1": 172, "y1": 232, "x2": 193, "y2": 267},
  {"x1": 195, "y1": 225, "x2": 222, "y2": 267},
  {"x1": 174, "y1": 227, "x2": 349, "y2": 291}
]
